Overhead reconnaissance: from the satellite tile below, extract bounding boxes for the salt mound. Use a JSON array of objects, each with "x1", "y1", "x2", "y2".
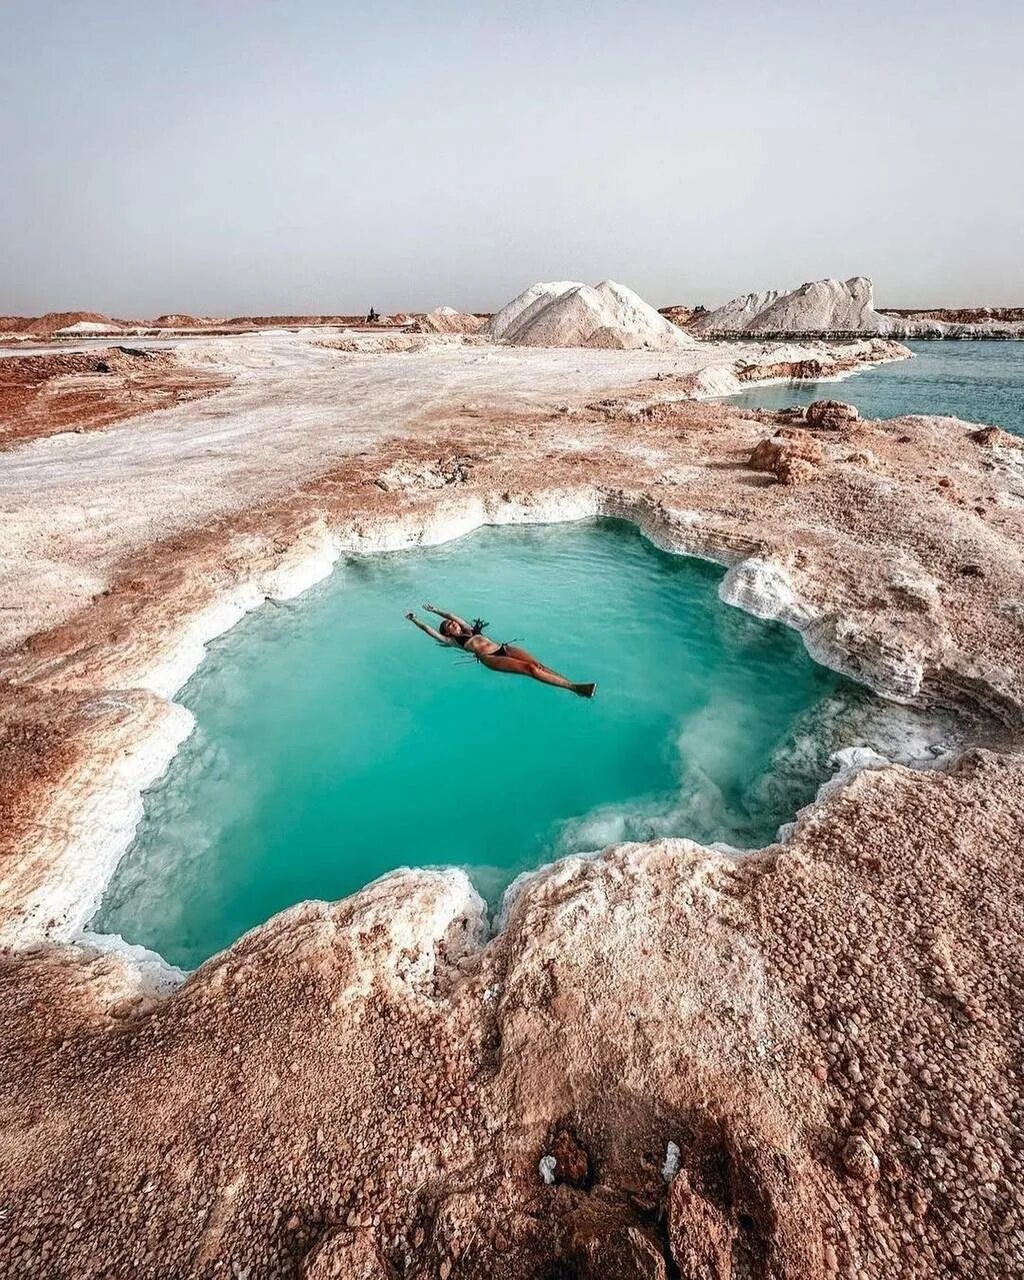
[
  {"x1": 487, "y1": 281, "x2": 585, "y2": 340},
  {"x1": 491, "y1": 280, "x2": 693, "y2": 350},
  {"x1": 415, "y1": 306, "x2": 485, "y2": 335},
  {"x1": 55, "y1": 319, "x2": 124, "y2": 335},
  {"x1": 694, "y1": 289, "x2": 783, "y2": 333},
  {"x1": 752, "y1": 277, "x2": 887, "y2": 334},
  {"x1": 696, "y1": 276, "x2": 890, "y2": 337}
]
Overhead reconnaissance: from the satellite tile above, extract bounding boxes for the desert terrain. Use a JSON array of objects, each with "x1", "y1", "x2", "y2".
[{"x1": 0, "y1": 298, "x2": 1022, "y2": 1278}]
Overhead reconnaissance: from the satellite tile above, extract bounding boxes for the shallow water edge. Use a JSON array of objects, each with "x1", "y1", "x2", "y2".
[{"x1": 97, "y1": 521, "x2": 888, "y2": 966}]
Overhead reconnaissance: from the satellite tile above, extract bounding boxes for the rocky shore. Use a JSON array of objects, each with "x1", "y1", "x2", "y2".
[{"x1": 1, "y1": 329, "x2": 1022, "y2": 1278}]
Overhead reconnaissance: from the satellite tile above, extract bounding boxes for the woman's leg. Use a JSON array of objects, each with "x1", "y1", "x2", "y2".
[
  {"x1": 501, "y1": 644, "x2": 540, "y2": 663},
  {"x1": 502, "y1": 644, "x2": 570, "y2": 679},
  {"x1": 479, "y1": 653, "x2": 595, "y2": 696}
]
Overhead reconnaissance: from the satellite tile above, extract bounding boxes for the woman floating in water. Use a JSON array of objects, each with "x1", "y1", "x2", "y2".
[{"x1": 405, "y1": 603, "x2": 596, "y2": 698}]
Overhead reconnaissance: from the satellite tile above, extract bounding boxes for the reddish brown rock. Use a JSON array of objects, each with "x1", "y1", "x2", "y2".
[
  {"x1": 573, "y1": 1223, "x2": 667, "y2": 1280},
  {"x1": 667, "y1": 1172, "x2": 734, "y2": 1279},
  {"x1": 805, "y1": 399, "x2": 860, "y2": 428},
  {"x1": 840, "y1": 1134, "x2": 881, "y2": 1185},
  {"x1": 749, "y1": 431, "x2": 824, "y2": 483},
  {"x1": 300, "y1": 1229, "x2": 392, "y2": 1278},
  {"x1": 969, "y1": 425, "x2": 1023, "y2": 450},
  {"x1": 550, "y1": 1127, "x2": 592, "y2": 1188}
]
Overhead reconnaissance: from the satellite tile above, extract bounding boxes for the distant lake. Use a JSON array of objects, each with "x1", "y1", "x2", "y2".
[{"x1": 722, "y1": 340, "x2": 1024, "y2": 436}]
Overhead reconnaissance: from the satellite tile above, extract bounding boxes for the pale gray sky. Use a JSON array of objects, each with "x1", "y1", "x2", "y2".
[{"x1": 2, "y1": 0, "x2": 1022, "y2": 315}]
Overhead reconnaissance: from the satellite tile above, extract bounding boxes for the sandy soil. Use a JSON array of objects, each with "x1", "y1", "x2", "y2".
[{"x1": 1, "y1": 330, "x2": 1021, "y2": 1278}]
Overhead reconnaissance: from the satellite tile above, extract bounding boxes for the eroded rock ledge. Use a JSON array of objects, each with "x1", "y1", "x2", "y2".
[
  {"x1": 2, "y1": 751, "x2": 1020, "y2": 1278},
  {"x1": 0, "y1": 332, "x2": 1022, "y2": 1277}
]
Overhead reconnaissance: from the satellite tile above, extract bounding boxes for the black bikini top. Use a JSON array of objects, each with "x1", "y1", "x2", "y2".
[{"x1": 454, "y1": 618, "x2": 488, "y2": 647}]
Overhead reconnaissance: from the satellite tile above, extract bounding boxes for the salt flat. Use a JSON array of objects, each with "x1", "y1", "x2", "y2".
[{"x1": 0, "y1": 331, "x2": 897, "y2": 651}]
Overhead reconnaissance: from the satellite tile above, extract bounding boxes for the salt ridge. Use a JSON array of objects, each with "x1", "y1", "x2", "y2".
[
  {"x1": 696, "y1": 276, "x2": 888, "y2": 337},
  {"x1": 696, "y1": 275, "x2": 1024, "y2": 339}
]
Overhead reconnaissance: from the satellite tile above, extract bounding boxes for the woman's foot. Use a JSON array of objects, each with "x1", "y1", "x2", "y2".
[{"x1": 573, "y1": 682, "x2": 597, "y2": 698}]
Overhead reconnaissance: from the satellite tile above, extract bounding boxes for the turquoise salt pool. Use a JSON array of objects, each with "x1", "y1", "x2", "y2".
[
  {"x1": 95, "y1": 519, "x2": 861, "y2": 969},
  {"x1": 723, "y1": 340, "x2": 1024, "y2": 434}
]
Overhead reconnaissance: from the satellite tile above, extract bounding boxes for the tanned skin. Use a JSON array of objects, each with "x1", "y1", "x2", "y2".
[{"x1": 405, "y1": 603, "x2": 596, "y2": 698}]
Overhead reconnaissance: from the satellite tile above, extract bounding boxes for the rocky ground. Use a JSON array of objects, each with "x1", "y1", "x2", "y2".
[
  {"x1": 0, "y1": 347, "x2": 231, "y2": 450},
  {"x1": 884, "y1": 307, "x2": 1024, "y2": 325},
  {"x1": 0, "y1": 330, "x2": 1021, "y2": 1278}
]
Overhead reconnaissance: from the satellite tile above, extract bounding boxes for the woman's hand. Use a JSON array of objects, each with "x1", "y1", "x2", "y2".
[
  {"x1": 423, "y1": 602, "x2": 438, "y2": 614},
  {"x1": 405, "y1": 611, "x2": 416, "y2": 621}
]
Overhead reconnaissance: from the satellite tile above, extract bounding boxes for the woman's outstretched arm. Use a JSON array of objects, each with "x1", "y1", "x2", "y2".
[
  {"x1": 405, "y1": 611, "x2": 454, "y2": 645},
  {"x1": 423, "y1": 602, "x2": 472, "y2": 630}
]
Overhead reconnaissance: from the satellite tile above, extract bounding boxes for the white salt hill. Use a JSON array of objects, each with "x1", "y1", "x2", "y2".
[
  {"x1": 692, "y1": 288, "x2": 784, "y2": 334},
  {"x1": 695, "y1": 276, "x2": 889, "y2": 337},
  {"x1": 488, "y1": 281, "x2": 585, "y2": 341},
  {"x1": 693, "y1": 275, "x2": 1024, "y2": 339},
  {"x1": 490, "y1": 280, "x2": 694, "y2": 351}
]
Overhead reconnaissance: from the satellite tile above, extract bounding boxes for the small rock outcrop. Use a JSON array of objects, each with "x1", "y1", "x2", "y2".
[
  {"x1": 667, "y1": 1173, "x2": 734, "y2": 1279},
  {"x1": 805, "y1": 399, "x2": 860, "y2": 429},
  {"x1": 300, "y1": 1229, "x2": 391, "y2": 1278},
  {"x1": 373, "y1": 454, "x2": 473, "y2": 492},
  {"x1": 657, "y1": 303, "x2": 707, "y2": 331},
  {"x1": 749, "y1": 429, "x2": 824, "y2": 484},
  {"x1": 969, "y1": 425, "x2": 1023, "y2": 450},
  {"x1": 840, "y1": 1132, "x2": 881, "y2": 1184}
]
